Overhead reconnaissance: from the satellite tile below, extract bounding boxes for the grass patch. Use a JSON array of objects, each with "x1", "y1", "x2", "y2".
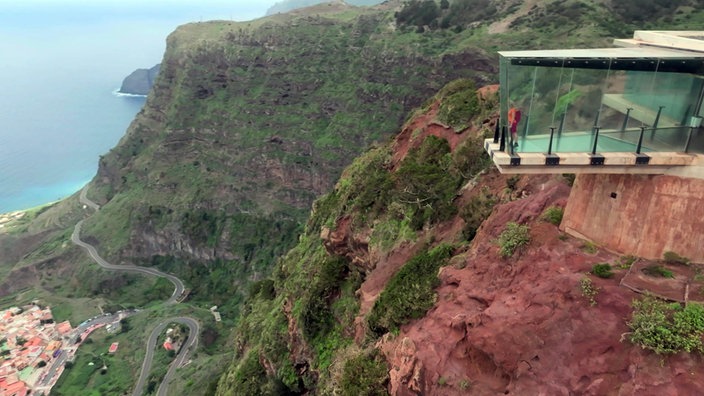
[
  {"x1": 617, "y1": 255, "x2": 637, "y2": 269},
  {"x1": 642, "y1": 265, "x2": 675, "y2": 278},
  {"x1": 581, "y1": 241, "x2": 598, "y2": 254},
  {"x1": 540, "y1": 206, "x2": 563, "y2": 226},
  {"x1": 496, "y1": 222, "x2": 530, "y2": 258},
  {"x1": 663, "y1": 251, "x2": 690, "y2": 266}
]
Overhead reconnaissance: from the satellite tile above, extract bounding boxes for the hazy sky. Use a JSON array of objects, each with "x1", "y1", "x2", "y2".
[{"x1": 0, "y1": 0, "x2": 278, "y2": 24}]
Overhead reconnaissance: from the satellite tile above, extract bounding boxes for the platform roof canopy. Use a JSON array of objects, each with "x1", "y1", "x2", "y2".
[{"x1": 498, "y1": 47, "x2": 704, "y2": 73}]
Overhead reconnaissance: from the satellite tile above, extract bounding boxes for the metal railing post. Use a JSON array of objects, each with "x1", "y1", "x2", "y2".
[
  {"x1": 493, "y1": 120, "x2": 500, "y2": 143},
  {"x1": 593, "y1": 109, "x2": 601, "y2": 130},
  {"x1": 547, "y1": 127, "x2": 555, "y2": 155},
  {"x1": 592, "y1": 126, "x2": 600, "y2": 155},
  {"x1": 650, "y1": 105, "x2": 665, "y2": 139},
  {"x1": 620, "y1": 108, "x2": 632, "y2": 132},
  {"x1": 636, "y1": 126, "x2": 646, "y2": 154},
  {"x1": 685, "y1": 126, "x2": 694, "y2": 153},
  {"x1": 499, "y1": 125, "x2": 506, "y2": 152}
]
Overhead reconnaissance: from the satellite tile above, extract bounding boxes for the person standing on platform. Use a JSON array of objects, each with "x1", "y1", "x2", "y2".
[{"x1": 508, "y1": 106, "x2": 521, "y2": 148}]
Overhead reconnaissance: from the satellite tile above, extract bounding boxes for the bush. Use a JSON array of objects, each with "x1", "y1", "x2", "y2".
[
  {"x1": 459, "y1": 187, "x2": 496, "y2": 241},
  {"x1": 618, "y1": 255, "x2": 637, "y2": 269},
  {"x1": 368, "y1": 244, "x2": 454, "y2": 336},
  {"x1": 628, "y1": 295, "x2": 704, "y2": 354},
  {"x1": 395, "y1": 0, "x2": 440, "y2": 28},
  {"x1": 300, "y1": 257, "x2": 348, "y2": 340},
  {"x1": 450, "y1": 136, "x2": 492, "y2": 179},
  {"x1": 562, "y1": 173, "x2": 575, "y2": 187},
  {"x1": 506, "y1": 175, "x2": 520, "y2": 191},
  {"x1": 591, "y1": 263, "x2": 614, "y2": 279},
  {"x1": 541, "y1": 206, "x2": 563, "y2": 226},
  {"x1": 497, "y1": 222, "x2": 530, "y2": 258},
  {"x1": 340, "y1": 350, "x2": 389, "y2": 396},
  {"x1": 247, "y1": 279, "x2": 276, "y2": 300},
  {"x1": 437, "y1": 79, "x2": 478, "y2": 130},
  {"x1": 229, "y1": 349, "x2": 267, "y2": 395},
  {"x1": 642, "y1": 265, "x2": 674, "y2": 278},
  {"x1": 395, "y1": 136, "x2": 461, "y2": 230},
  {"x1": 663, "y1": 251, "x2": 690, "y2": 266}
]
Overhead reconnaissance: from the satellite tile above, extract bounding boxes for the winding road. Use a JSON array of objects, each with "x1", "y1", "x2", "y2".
[{"x1": 72, "y1": 186, "x2": 200, "y2": 396}]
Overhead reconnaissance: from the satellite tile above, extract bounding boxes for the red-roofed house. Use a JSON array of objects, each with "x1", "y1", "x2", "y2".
[
  {"x1": 26, "y1": 336, "x2": 42, "y2": 347},
  {"x1": 56, "y1": 321, "x2": 72, "y2": 335},
  {"x1": 1, "y1": 377, "x2": 28, "y2": 396},
  {"x1": 108, "y1": 342, "x2": 119, "y2": 354},
  {"x1": 163, "y1": 341, "x2": 173, "y2": 351}
]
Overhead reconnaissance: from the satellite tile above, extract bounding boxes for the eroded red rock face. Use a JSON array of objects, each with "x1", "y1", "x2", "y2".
[{"x1": 377, "y1": 177, "x2": 704, "y2": 395}]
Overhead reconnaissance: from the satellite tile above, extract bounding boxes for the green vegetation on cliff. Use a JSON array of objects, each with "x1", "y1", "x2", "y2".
[
  {"x1": 629, "y1": 295, "x2": 704, "y2": 354},
  {"x1": 216, "y1": 79, "x2": 496, "y2": 394},
  {"x1": 79, "y1": 2, "x2": 497, "y2": 317}
]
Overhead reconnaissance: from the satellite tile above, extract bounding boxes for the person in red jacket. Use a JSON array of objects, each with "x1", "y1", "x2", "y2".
[{"x1": 508, "y1": 106, "x2": 521, "y2": 148}]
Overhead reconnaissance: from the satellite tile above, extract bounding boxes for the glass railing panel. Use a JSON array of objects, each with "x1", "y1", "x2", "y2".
[
  {"x1": 648, "y1": 126, "x2": 690, "y2": 152},
  {"x1": 597, "y1": 128, "x2": 652, "y2": 153}
]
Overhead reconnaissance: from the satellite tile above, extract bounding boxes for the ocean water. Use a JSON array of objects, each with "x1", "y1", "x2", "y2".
[{"x1": 0, "y1": 1, "x2": 273, "y2": 213}]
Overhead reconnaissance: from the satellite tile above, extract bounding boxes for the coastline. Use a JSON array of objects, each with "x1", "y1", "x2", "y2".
[{"x1": 0, "y1": 200, "x2": 59, "y2": 229}]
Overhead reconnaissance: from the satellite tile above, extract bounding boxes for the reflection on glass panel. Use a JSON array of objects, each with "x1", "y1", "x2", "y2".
[
  {"x1": 623, "y1": 71, "x2": 703, "y2": 127},
  {"x1": 650, "y1": 126, "x2": 690, "y2": 151},
  {"x1": 599, "y1": 69, "x2": 631, "y2": 132},
  {"x1": 561, "y1": 67, "x2": 609, "y2": 135},
  {"x1": 525, "y1": 65, "x2": 567, "y2": 138},
  {"x1": 505, "y1": 64, "x2": 535, "y2": 148},
  {"x1": 499, "y1": 56, "x2": 509, "y2": 131}
]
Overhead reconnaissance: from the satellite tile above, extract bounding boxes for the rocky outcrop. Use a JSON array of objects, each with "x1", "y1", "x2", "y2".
[
  {"x1": 119, "y1": 64, "x2": 160, "y2": 95},
  {"x1": 321, "y1": 216, "x2": 371, "y2": 271},
  {"x1": 377, "y1": 175, "x2": 704, "y2": 394}
]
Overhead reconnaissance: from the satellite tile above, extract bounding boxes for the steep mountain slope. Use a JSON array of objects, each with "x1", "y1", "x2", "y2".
[
  {"x1": 217, "y1": 80, "x2": 704, "y2": 395},
  {"x1": 81, "y1": 3, "x2": 496, "y2": 315}
]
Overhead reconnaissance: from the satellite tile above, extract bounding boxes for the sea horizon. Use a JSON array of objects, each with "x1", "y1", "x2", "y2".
[{"x1": 0, "y1": 1, "x2": 273, "y2": 214}]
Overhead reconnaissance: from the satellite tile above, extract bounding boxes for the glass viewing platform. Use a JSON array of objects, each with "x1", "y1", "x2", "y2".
[{"x1": 485, "y1": 32, "x2": 704, "y2": 175}]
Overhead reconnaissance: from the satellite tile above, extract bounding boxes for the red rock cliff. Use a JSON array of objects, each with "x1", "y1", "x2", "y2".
[{"x1": 375, "y1": 174, "x2": 704, "y2": 395}]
